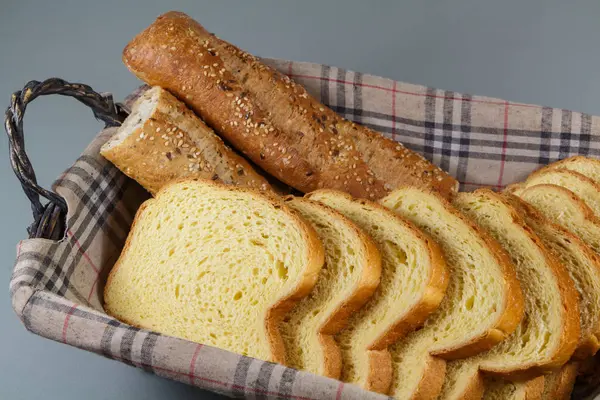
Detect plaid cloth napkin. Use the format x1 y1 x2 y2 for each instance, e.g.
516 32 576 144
9 59 600 399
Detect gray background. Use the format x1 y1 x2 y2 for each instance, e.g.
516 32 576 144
1 0 600 398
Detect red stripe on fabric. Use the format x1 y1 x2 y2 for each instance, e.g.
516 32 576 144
67 229 99 273
335 382 344 400
108 355 317 400
87 275 100 302
16 241 23 257
62 304 78 343
188 343 204 384
497 102 510 186
391 81 397 140
287 73 539 108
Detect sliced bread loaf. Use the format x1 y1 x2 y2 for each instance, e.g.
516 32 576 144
541 362 578 400
279 197 382 378
104 179 324 364
518 169 600 217
306 190 449 393
100 86 271 195
439 190 580 399
513 184 600 253
483 376 545 400
379 187 524 399
505 194 600 359
543 155 600 184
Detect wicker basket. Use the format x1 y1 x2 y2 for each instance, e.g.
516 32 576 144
7 61 600 399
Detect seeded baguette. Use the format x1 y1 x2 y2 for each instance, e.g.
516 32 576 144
122 11 458 200
101 86 271 195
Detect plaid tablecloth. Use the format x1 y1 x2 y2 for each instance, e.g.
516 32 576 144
10 59 600 399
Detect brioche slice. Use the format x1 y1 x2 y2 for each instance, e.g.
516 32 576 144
100 86 271 195
483 377 545 400
279 197 381 378
380 187 524 399
306 190 449 393
541 362 578 400
543 155 600 184
513 184 600 253
439 190 580 399
518 169 600 217
123 11 458 200
505 194 600 359
104 179 324 364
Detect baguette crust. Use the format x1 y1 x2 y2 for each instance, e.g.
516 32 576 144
282 196 382 378
468 190 580 379
105 178 325 364
122 11 458 200
100 86 271 195
308 189 449 393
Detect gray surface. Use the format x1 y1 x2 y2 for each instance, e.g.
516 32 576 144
1 0 600 398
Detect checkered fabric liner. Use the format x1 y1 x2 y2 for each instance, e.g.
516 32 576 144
10 59 600 399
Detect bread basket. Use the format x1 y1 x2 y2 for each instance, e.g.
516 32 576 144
7 59 600 399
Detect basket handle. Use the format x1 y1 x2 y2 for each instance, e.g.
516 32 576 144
4 78 129 240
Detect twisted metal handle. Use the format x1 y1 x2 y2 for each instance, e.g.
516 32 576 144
4 78 129 239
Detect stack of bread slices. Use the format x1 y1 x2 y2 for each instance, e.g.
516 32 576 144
102 11 600 400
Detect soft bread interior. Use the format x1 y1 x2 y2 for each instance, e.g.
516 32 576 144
380 187 522 399
279 197 381 377
101 86 159 152
521 169 600 217
308 190 447 392
546 156 600 184
440 190 579 400
506 195 600 359
104 180 323 363
516 184 600 253
453 191 573 374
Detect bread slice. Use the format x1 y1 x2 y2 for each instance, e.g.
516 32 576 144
100 86 271 195
518 169 600 217
543 155 600 184
505 194 600 359
278 197 381 378
513 184 600 253
379 187 524 399
541 362 578 400
439 190 580 399
104 179 324 364
122 11 458 200
483 376 545 400
306 190 449 393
